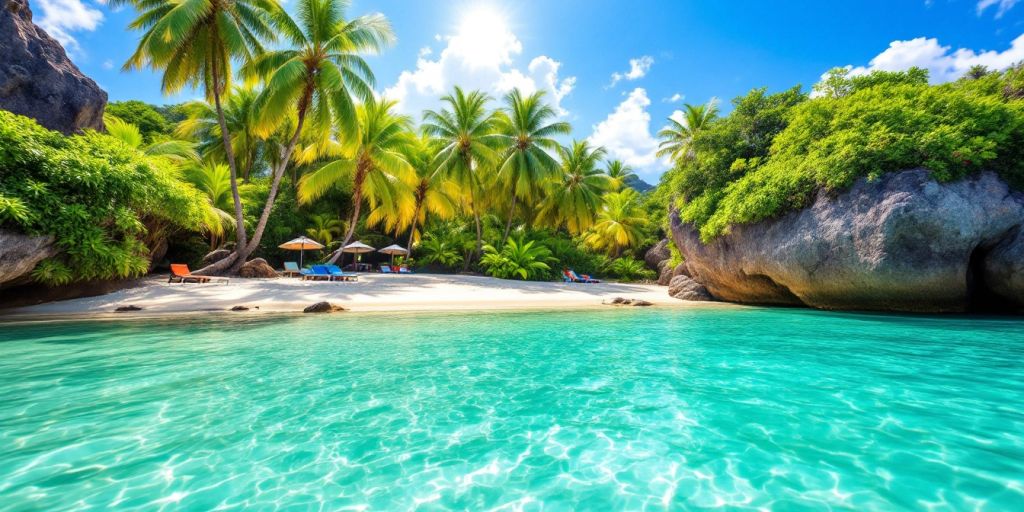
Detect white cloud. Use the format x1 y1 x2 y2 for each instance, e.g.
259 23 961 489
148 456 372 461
663 93 684 103
827 34 1024 84
609 56 654 88
588 88 668 180
977 0 1020 17
383 14 575 118
34 0 104 53
418 46 433 58
102 59 113 70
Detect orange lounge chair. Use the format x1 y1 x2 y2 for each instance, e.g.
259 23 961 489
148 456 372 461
169 264 229 284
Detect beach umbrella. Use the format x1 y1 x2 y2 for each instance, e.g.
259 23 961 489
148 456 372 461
378 244 409 266
341 241 376 270
278 236 324 268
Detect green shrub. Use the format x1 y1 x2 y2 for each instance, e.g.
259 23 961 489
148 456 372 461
604 257 656 282
0 111 212 283
480 237 556 280
669 70 1024 241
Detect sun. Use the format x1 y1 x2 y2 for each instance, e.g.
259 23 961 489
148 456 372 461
453 5 516 67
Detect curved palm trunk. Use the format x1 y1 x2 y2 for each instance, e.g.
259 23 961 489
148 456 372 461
211 58 247 253
405 202 422 253
468 183 483 260
501 194 518 247
328 170 366 265
226 96 311 273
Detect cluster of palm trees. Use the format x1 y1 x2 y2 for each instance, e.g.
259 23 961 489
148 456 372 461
109 0 657 274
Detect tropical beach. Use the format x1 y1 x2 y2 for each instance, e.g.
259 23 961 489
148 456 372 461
2 0 1024 509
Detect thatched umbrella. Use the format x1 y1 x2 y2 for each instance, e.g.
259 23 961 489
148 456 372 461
278 236 324 268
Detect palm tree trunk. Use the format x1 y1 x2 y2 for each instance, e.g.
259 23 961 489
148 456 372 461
405 202 421 253
467 183 483 260
501 194 517 247
211 60 247 253
328 172 365 265
227 98 310 272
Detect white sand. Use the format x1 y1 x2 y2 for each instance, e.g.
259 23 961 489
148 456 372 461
1 273 696 319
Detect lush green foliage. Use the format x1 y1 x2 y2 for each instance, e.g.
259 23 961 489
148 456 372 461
480 236 555 280
0 112 213 284
105 100 175 141
663 68 1024 241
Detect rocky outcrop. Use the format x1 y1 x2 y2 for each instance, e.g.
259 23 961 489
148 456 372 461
668 276 713 302
645 239 671 270
0 0 106 134
238 258 278 278
670 169 1024 313
304 302 346 313
0 230 57 287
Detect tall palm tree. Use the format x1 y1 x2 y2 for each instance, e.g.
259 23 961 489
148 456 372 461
176 87 266 181
421 87 503 259
297 97 416 264
494 89 571 245
584 189 648 257
604 159 637 192
396 135 458 252
231 0 393 271
656 99 719 162
114 0 281 261
538 140 610 234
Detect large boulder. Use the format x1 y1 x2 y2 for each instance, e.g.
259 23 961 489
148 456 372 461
238 258 278 278
0 230 57 287
644 239 671 270
668 275 713 302
670 169 1024 313
0 0 106 134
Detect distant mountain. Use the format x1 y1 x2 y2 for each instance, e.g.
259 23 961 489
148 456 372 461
623 175 654 193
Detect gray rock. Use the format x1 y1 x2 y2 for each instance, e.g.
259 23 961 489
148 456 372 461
670 169 1024 313
644 239 671 270
230 305 250 311
632 300 653 307
238 258 278 278
303 301 346 313
0 230 57 287
202 249 233 265
0 0 106 134
115 305 142 312
668 275 714 301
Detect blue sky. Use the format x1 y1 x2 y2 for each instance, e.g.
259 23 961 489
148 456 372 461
31 0 1024 180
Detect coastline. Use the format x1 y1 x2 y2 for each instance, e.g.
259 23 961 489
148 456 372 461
0 273 712 322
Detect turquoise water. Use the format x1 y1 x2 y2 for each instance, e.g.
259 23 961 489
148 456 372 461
1 308 1023 510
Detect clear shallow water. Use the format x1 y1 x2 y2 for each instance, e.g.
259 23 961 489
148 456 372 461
1 308 1023 511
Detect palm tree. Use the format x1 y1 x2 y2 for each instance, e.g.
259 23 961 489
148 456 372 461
297 97 415 264
656 99 719 162
398 135 458 252
104 115 198 165
584 189 648 257
175 88 266 181
306 214 346 250
422 87 504 259
538 140 610 234
493 89 571 245
604 159 637 192
114 0 281 263
231 0 393 271
183 163 236 248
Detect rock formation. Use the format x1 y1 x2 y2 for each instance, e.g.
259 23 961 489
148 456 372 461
0 230 57 287
0 0 106 134
668 276 713 302
238 258 278 278
669 169 1024 313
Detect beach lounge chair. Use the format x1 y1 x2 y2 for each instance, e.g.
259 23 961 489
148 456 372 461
398 265 414 274
567 269 600 283
169 264 229 284
324 265 359 282
281 261 303 277
380 264 395 274
302 265 333 281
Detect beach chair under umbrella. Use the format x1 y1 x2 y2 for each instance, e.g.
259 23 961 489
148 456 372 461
378 244 409 266
341 241 376 271
278 236 324 268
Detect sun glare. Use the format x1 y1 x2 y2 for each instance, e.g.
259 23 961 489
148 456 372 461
454 6 516 67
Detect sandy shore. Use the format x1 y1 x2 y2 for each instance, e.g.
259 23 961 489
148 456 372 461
0 273 694 319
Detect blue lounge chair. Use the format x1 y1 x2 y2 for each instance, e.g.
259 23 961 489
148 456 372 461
398 265 413 274
281 261 302 277
324 264 359 282
567 269 600 283
380 264 395 274
302 265 333 281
